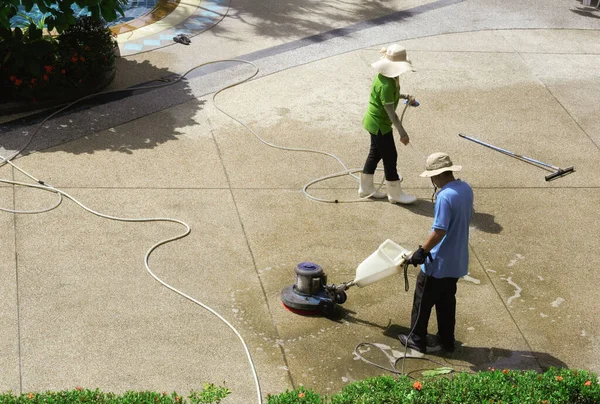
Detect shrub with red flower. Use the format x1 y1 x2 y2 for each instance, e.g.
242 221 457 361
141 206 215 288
1 16 117 101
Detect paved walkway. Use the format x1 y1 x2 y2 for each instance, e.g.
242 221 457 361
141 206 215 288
1 0 600 402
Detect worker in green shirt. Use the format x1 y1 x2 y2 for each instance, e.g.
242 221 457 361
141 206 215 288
360 44 417 205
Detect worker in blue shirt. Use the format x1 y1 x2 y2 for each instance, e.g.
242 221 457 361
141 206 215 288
399 152 473 353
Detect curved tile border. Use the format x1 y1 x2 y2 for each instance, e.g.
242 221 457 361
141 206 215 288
110 0 179 36
117 0 230 56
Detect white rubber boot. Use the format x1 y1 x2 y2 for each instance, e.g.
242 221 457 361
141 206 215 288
359 173 386 199
386 179 417 204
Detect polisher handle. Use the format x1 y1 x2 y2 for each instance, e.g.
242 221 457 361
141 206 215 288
545 166 575 181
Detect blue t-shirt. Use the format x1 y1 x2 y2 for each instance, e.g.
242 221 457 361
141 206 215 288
422 179 473 279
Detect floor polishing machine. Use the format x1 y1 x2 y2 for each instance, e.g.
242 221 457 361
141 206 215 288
281 240 412 315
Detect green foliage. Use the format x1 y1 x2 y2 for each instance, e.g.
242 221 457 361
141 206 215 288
188 384 231 404
0 369 596 404
0 0 127 34
266 386 324 404
267 368 600 404
0 385 230 404
0 16 117 101
0 0 124 96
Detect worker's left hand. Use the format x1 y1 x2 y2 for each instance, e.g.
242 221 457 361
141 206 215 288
408 246 432 267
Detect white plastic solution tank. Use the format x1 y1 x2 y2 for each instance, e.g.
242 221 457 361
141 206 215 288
353 239 411 287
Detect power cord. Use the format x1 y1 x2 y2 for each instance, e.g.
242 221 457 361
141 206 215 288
353 273 454 379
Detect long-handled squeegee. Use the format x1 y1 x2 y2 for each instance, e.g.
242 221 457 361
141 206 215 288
458 133 575 181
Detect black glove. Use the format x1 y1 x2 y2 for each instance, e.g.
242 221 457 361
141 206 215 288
408 246 432 267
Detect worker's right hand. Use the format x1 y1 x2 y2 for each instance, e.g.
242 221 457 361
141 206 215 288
399 130 410 145
408 246 432 267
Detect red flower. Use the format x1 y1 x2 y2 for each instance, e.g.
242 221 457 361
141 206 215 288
43 74 49 81
585 380 592 386
555 376 563 382
9 75 16 82
502 369 508 374
14 79 22 86
413 381 422 391
30 78 36 85
298 392 306 398
44 65 53 73
84 45 90 51
61 69 66 75
71 56 78 63
79 56 85 62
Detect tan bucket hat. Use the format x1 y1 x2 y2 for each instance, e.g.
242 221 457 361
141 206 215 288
371 44 414 78
420 152 462 177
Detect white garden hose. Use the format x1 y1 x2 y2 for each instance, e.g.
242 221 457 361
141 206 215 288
211 62 417 204
0 60 265 404
0 58 419 403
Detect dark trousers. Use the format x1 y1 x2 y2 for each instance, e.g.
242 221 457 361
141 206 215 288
363 131 400 181
410 271 459 348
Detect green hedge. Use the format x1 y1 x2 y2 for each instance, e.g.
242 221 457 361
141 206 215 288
1 369 598 404
267 368 600 404
1 16 117 102
0 383 230 404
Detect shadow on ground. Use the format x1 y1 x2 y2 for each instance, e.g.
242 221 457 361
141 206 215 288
382 324 568 373
571 8 600 18
319 307 567 376
403 199 503 234
210 0 412 42
0 58 204 156
571 0 600 19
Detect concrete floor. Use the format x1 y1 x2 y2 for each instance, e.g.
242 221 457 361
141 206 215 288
1 0 600 402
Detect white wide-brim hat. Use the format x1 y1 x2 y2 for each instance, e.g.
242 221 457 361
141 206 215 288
371 44 415 78
420 152 463 177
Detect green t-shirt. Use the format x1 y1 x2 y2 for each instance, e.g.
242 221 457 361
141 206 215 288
362 74 400 135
